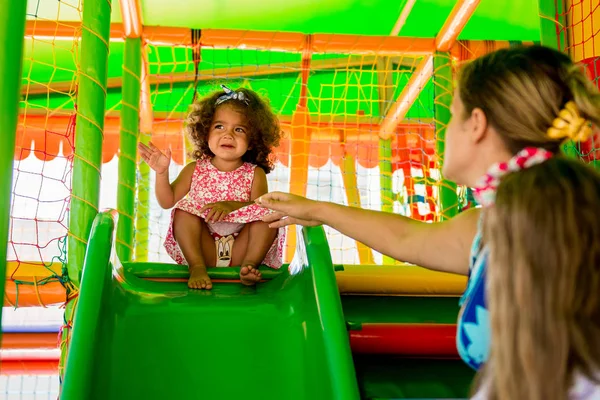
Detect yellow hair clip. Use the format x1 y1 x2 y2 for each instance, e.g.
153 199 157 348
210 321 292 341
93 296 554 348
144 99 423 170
547 101 593 142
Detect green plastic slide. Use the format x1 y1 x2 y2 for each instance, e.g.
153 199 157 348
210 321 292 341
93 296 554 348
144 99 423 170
61 211 360 400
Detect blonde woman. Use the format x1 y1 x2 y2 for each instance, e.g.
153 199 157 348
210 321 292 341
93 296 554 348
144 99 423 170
256 45 600 370
471 153 600 399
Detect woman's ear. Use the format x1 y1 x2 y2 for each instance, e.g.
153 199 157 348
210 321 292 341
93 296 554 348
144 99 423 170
470 107 488 144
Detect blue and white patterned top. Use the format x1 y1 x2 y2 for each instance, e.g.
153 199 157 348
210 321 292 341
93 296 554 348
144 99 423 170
456 217 491 370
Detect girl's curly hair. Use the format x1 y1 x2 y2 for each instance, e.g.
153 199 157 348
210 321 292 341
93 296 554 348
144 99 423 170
185 87 282 173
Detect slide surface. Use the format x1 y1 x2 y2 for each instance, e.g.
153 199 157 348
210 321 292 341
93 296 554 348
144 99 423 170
61 212 359 400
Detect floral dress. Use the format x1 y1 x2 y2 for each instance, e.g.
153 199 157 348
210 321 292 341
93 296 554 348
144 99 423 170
164 159 284 269
456 217 491 370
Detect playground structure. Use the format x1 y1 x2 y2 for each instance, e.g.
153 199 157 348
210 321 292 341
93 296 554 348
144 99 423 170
1 0 599 399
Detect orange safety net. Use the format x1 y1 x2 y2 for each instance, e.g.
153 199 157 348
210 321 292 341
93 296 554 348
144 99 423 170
560 0 600 164
9 7 81 307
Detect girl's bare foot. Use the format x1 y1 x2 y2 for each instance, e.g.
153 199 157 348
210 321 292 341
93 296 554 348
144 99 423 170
240 263 262 286
188 266 212 290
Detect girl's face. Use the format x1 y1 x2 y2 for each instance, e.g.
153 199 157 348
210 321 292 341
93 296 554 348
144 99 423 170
207 104 250 164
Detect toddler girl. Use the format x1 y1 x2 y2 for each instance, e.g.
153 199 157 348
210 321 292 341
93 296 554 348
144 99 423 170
138 85 284 290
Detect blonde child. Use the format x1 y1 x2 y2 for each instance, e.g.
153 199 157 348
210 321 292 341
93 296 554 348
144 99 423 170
138 85 284 290
468 150 600 399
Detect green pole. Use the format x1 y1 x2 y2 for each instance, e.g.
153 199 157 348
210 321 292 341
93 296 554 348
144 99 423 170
67 0 112 287
135 132 151 261
63 0 112 378
0 0 27 345
117 38 141 262
378 138 395 264
376 58 397 264
433 52 458 220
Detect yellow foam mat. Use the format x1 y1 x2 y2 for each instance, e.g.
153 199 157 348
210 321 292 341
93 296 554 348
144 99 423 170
6 261 63 278
335 264 467 296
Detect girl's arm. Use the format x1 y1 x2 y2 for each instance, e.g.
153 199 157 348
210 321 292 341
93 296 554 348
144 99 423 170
155 162 196 209
250 167 268 201
258 192 480 276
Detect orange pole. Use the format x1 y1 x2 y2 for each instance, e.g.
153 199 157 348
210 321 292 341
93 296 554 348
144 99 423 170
25 20 124 39
390 0 417 36
142 26 191 45
380 55 434 139
285 36 313 261
119 0 143 38
1 333 58 349
26 20 511 56
435 0 481 51
379 0 481 139
298 35 312 108
201 29 306 51
285 112 310 262
311 34 434 55
4 280 66 307
0 360 59 375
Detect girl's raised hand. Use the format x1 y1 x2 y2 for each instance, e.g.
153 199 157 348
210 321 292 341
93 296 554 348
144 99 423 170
138 142 171 174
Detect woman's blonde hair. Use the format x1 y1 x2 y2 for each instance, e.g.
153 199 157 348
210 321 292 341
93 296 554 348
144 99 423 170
458 45 600 154
480 157 600 400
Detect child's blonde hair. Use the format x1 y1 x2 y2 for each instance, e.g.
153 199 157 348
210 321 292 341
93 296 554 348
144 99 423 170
480 156 600 400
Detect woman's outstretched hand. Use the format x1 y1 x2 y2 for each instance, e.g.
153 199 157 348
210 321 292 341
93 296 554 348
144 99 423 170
138 141 171 175
255 192 323 228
